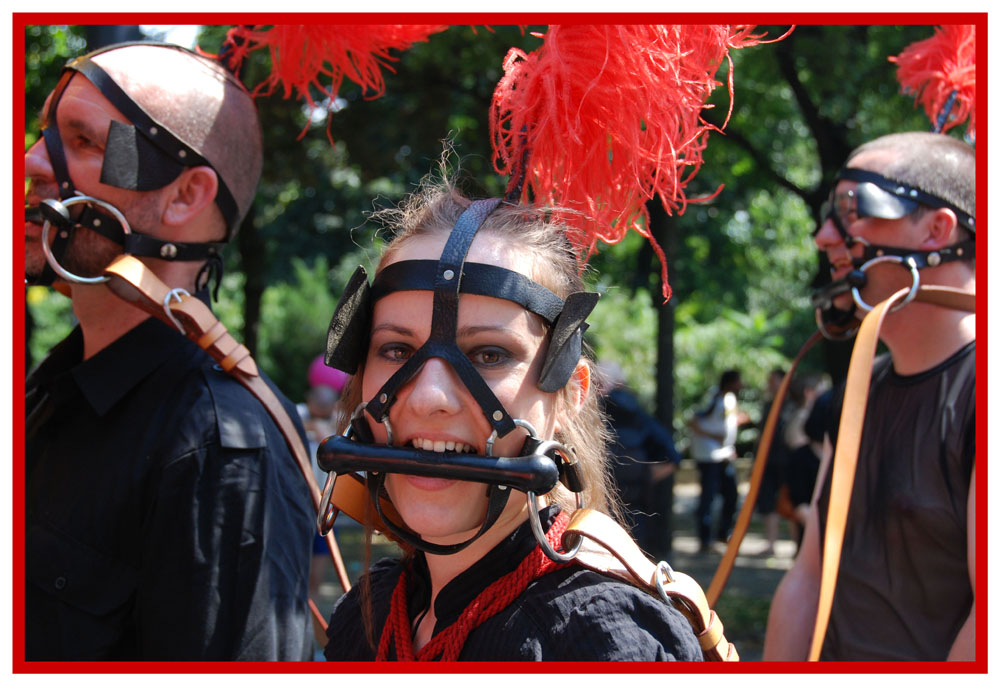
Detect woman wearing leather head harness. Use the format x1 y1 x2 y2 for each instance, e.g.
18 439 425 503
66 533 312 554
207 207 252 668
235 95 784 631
320 181 702 661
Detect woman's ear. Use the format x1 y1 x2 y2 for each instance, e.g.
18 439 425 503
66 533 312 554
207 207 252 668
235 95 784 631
161 166 219 229
554 360 590 436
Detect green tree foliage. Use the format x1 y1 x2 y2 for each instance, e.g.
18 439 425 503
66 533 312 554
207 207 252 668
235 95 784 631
24 22 955 417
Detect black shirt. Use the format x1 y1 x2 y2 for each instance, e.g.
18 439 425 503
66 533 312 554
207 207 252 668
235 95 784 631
325 507 703 661
817 342 975 660
25 317 314 660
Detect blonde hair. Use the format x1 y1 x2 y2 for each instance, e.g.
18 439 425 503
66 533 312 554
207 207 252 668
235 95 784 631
339 178 621 521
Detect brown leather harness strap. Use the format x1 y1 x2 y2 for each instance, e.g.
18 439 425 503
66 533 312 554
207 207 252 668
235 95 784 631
807 284 975 660
103 255 352 597
706 330 825 606
565 508 739 661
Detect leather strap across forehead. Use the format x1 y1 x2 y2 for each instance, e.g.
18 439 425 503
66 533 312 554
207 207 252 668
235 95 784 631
372 260 565 324
837 167 975 233
66 54 240 232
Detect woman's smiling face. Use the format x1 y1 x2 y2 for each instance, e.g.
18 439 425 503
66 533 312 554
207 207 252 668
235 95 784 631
361 229 561 545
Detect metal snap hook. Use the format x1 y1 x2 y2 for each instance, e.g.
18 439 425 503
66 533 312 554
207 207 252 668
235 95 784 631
316 471 339 535
851 254 920 313
39 195 131 285
654 560 677 605
162 288 190 334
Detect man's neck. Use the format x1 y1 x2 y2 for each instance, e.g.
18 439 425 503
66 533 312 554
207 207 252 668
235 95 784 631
880 302 975 376
72 284 152 360
70 259 201 360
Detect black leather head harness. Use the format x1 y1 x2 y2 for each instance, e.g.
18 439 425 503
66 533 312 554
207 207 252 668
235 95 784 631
26 42 239 288
317 198 597 558
812 167 975 336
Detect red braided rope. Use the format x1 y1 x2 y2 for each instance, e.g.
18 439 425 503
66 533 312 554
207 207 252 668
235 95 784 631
376 513 571 661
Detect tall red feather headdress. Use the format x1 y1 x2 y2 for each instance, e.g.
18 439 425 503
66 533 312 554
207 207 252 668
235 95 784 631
216 24 449 140
890 24 976 141
491 25 790 300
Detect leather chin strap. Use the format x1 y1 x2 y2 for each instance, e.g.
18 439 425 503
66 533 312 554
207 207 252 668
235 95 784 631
368 472 514 555
320 198 598 555
27 44 236 287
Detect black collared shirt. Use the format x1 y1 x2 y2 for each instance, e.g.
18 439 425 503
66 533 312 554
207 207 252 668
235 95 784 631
324 507 703 661
25 317 314 660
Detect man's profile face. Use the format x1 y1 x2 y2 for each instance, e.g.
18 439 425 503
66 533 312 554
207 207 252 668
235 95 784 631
24 73 161 281
813 153 932 313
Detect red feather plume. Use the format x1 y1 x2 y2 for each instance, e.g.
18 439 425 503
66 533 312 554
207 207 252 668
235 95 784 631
890 25 976 141
491 25 787 300
219 24 449 138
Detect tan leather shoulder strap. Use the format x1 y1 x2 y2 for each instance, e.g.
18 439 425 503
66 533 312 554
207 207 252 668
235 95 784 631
565 508 739 661
104 255 351 593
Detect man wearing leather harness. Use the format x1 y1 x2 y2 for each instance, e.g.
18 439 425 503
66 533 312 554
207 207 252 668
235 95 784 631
24 42 313 659
763 132 975 660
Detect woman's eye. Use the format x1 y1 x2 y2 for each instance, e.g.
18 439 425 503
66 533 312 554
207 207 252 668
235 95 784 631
468 347 510 367
378 344 413 363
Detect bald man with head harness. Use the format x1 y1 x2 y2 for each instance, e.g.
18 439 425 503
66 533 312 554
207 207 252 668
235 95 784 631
24 42 313 660
764 132 976 661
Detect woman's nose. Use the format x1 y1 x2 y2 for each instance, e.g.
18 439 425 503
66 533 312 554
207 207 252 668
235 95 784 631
403 357 465 417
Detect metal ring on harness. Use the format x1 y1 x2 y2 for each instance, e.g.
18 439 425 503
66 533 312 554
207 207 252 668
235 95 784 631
40 195 131 284
316 402 385 535
525 437 585 563
486 418 539 460
814 307 858 341
851 254 921 313
528 489 584 563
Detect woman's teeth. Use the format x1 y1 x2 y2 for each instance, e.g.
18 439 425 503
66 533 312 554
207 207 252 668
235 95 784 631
410 437 475 454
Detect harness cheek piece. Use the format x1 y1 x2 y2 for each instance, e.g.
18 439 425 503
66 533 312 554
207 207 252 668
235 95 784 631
26 43 236 289
316 199 596 558
812 167 975 339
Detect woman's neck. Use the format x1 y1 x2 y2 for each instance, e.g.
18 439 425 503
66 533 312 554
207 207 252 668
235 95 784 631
414 507 531 650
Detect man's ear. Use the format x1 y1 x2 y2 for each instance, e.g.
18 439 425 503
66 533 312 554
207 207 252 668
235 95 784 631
920 207 960 250
161 166 218 228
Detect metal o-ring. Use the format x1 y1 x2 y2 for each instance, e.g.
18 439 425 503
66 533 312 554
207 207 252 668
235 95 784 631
40 195 131 285
851 255 920 313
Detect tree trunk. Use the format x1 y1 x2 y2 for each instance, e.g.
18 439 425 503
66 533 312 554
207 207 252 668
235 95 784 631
237 206 264 356
648 200 678 558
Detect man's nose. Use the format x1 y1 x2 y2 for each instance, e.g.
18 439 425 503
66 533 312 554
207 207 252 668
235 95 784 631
403 357 465 417
814 217 844 251
24 137 56 189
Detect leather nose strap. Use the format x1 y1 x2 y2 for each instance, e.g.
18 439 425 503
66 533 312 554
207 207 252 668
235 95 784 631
365 198 517 438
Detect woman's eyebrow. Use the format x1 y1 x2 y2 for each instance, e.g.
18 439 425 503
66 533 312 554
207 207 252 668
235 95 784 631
371 323 416 337
457 324 519 338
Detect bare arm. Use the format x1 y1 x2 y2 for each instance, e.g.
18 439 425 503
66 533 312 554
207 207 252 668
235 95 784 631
762 436 833 660
946 464 975 661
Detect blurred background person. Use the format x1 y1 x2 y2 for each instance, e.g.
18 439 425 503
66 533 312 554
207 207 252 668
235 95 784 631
688 369 749 552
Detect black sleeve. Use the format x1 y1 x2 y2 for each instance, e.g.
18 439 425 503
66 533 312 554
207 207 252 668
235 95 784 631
137 378 313 660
